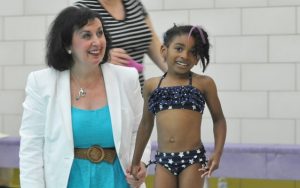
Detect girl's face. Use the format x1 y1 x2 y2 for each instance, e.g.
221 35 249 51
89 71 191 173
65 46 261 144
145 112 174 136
162 34 199 74
70 18 106 68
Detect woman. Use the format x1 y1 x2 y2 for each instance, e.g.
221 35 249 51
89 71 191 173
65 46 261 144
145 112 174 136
74 0 167 88
19 6 150 188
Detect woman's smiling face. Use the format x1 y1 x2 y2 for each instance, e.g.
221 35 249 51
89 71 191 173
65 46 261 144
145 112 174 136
71 18 106 67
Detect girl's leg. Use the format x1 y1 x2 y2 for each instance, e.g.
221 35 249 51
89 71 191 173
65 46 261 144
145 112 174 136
178 163 205 188
154 164 178 188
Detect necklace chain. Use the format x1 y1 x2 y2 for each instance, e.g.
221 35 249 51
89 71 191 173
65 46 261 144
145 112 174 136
71 73 87 101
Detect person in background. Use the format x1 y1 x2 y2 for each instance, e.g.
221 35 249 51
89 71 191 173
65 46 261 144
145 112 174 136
19 6 150 188
74 0 167 89
131 24 227 188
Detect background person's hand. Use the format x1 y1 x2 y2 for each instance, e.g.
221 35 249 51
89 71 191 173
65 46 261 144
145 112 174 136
109 48 131 66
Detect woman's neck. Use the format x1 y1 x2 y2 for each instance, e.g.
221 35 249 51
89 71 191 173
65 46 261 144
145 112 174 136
70 65 102 83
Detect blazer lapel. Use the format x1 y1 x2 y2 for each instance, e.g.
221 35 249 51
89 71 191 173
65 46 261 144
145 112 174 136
57 70 73 143
101 64 122 151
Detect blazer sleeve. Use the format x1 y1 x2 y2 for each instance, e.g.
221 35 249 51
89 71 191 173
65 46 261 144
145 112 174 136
19 72 46 188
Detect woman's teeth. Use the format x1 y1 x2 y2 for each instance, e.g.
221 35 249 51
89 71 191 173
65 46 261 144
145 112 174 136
89 50 99 54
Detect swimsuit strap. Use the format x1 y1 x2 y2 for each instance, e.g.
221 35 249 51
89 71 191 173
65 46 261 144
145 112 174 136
157 72 193 88
156 72 167 88
188 72 193 85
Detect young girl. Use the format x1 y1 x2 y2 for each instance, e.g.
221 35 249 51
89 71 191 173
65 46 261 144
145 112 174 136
130 25 227 188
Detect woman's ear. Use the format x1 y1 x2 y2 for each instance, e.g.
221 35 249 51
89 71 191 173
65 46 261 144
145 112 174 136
160 45 167 61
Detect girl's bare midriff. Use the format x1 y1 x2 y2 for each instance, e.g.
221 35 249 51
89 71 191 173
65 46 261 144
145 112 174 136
156 109 203 153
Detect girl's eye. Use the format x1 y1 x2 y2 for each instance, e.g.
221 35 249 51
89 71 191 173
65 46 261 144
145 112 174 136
175 47 183 52
190 49 197 57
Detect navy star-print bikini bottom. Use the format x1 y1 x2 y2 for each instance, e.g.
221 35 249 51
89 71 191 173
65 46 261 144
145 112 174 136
147 146 208 176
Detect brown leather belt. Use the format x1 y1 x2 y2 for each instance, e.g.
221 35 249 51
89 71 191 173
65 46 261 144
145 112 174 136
74 145 116 163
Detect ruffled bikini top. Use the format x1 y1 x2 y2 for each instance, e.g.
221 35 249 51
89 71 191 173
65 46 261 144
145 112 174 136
148 72 206 114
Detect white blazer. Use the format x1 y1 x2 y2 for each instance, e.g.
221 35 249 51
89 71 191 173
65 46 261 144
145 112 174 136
19 63 151 188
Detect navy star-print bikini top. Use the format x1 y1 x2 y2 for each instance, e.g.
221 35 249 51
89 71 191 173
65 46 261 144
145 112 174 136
148 72 206 114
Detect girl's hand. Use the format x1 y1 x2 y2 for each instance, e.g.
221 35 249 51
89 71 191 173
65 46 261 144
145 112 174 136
126 163 147 188
109 48 131 66
199 153 221 178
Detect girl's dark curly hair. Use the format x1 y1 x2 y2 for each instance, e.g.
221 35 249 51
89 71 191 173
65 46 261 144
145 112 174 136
163 24 210 72
46 6 111 71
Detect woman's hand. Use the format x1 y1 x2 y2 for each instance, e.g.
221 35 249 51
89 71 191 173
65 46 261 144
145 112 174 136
126 162 147 188
109 48 131 66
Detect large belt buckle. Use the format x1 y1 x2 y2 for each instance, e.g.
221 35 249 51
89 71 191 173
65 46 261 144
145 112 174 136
87 145 105 163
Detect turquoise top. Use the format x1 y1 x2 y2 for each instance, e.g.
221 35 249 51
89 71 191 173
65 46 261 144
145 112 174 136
67 105 130 188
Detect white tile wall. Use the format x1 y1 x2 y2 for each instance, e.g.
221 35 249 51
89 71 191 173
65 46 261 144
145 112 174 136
297 120 300 144
202 118 241 144
269 0 300 6
4 66 44 90
297 64 300 90
0 91 24 114
0 116 2 133
164 0 213 9
215 0 268 8
147 11 189 40
242 64 295 91
1 0 300 144
220 92 268 118
0 18 3 40
190 9 241 36
298 7 300 33
25 0 68 15
269 35 300 62
0 42 24 65
198 64 241 91
0 68 3 89
4 16 46 40
241 119 295 144
25 41 46 65
141 0 163 10
215 36 267 63
242 7 296 35
0 0 23 16
3 115 21 136
270 92 300 118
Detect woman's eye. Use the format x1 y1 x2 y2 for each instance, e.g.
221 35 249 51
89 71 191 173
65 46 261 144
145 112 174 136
82 33 91 39
97 30 103 37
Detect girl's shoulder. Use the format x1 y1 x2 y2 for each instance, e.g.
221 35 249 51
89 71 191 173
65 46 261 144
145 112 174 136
192 72 216 91
144 76 162 93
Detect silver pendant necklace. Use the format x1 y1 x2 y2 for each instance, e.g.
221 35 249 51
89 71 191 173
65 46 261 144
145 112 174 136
76 88 86 101
71 73 87 101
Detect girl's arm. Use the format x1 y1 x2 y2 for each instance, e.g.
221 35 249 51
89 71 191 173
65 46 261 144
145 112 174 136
131 79 155 178
203 76 227 177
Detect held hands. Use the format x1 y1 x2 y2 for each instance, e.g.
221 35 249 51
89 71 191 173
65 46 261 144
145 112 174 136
126 162 147 188
199 153 221 178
